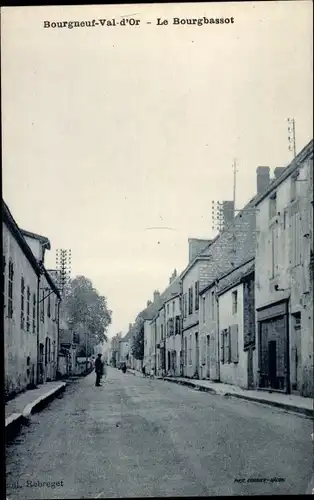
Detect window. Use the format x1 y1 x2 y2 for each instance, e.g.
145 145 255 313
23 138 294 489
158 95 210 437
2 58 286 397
232 290 238 315
167 303 169 315
211 291 215 320
40 289 44 322
8 261 14 318
188 286 193 315
188 335 192 364
291 212 302 266
220 328 231 364
202 336 206 365
26 286 31 332
21 277 25 330
183 293 187 318
195 281 199 311
175 316 181 335
32 294 36 333
230 324 239 363
172 301 175 315
269 192 277 219
161 324 164 340
202 296 206 323
47 293 51 318
184 337 187 365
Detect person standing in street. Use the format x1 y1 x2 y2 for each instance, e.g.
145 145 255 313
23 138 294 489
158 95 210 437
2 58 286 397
95 353 103 387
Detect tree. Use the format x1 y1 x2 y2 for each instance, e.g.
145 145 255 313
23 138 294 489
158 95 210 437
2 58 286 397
61 276 112 346
131 316 145 360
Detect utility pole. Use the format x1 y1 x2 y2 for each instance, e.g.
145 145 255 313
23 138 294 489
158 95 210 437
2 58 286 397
287 117 296 158
55 249 72 374
56 249 72 295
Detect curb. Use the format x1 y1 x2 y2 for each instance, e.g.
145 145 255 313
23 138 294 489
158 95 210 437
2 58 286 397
224 392 313 418
23 382 66 416
163 378 312 418
5 383 66 442
163 377 218 394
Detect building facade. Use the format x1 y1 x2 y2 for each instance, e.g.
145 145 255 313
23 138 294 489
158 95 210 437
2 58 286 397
3 202 61 397
255 140 313 397
3 207 41 397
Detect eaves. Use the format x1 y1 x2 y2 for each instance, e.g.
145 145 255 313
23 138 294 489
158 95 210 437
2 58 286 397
200 257 255 296
254 139 313 207
2 201 42 276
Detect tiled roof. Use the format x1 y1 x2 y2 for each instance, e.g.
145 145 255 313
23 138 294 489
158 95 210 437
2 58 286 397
217 259 255 295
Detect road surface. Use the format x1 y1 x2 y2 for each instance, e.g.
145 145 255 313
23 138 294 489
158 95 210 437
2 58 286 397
6 367 313 498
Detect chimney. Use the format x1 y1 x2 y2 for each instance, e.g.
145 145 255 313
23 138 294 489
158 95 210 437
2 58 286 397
256 167 270 195
169 268 178 284
188 238 211 262
153 290 160 303
128 323 132 331
147 300 152 307
222 200 234 228
274 167 285 180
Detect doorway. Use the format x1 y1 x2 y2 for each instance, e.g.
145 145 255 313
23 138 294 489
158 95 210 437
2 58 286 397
206 335 210 378
247 347 254 389
195 332 199 378
268 341 277 389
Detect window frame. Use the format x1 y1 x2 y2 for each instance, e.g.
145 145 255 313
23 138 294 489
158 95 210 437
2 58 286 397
8 260 14 318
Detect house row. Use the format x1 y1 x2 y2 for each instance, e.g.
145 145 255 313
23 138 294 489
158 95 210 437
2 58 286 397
3 201 62 399
125 139 313 398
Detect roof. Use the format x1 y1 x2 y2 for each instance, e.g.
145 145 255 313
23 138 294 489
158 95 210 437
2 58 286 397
200 257 255 295
21 229 51 249
253 139 313 206
44 269 62 299
121 330 133 342
217 259 255 296
2 200 42 275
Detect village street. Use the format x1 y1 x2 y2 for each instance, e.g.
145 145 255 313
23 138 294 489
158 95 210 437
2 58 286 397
6 367 312 499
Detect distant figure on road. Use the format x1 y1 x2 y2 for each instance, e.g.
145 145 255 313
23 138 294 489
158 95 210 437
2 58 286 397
121 362 127 374
95 353 103 387
142 365 146 377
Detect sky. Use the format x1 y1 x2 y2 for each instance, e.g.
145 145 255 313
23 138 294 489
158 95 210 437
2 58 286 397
2 2 313 339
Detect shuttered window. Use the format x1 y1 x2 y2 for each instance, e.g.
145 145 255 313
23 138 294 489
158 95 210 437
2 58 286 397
188 287 193 315
26 286 31 332
220 330 224 363
21 277 25 330
8 261 14 318
195 281 199 311
291 212 302 266
32 294 36 333
230 324 239 363
202 336 206 365
224 328 230 363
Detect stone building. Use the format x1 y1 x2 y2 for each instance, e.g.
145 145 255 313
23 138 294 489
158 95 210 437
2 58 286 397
255 139 313 397
21 230 61 384
192 168 273 382
3 202 41 397
3 202 61 397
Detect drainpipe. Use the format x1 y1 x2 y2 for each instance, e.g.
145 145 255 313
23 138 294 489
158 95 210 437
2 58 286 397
215 283 220 381
56 298 61 375
36 271 41 385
